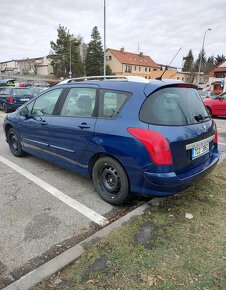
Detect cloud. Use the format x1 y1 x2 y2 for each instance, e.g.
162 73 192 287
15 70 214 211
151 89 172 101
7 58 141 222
0 0 225 67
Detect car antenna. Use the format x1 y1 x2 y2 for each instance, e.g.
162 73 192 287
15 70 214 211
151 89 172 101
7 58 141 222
156 47 182 80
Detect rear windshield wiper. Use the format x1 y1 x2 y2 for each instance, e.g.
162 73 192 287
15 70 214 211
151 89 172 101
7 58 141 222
194 114 211 122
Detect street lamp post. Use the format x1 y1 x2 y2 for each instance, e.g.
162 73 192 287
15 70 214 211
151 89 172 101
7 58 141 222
197 28 211 86
69 42 72 79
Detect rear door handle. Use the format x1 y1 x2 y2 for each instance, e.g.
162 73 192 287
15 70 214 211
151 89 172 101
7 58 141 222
41 120 48 126
78 123 90 129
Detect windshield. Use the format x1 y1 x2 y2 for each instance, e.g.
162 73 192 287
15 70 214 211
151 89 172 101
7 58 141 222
140 87 209 126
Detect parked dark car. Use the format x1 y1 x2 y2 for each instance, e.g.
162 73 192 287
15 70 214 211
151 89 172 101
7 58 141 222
0 87 34 113
203 91 226 116
3 76 219 205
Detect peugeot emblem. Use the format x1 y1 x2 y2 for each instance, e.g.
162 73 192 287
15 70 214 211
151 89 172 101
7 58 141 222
203 124 207 131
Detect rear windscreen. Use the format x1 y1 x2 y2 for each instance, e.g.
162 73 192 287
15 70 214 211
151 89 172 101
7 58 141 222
12 89 32 96
140 87 209 126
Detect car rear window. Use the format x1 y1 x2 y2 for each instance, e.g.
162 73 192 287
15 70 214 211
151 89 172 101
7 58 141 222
140 87 209 126
12 88 32 95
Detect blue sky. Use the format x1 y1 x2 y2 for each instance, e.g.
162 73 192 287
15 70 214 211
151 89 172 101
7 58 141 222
0 0 225 67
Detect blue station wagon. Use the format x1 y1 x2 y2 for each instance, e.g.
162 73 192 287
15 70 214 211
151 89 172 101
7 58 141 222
3 76 219 205
0 87 34 113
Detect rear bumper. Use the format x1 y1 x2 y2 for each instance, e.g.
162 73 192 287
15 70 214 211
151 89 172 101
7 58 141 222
140 152 219 196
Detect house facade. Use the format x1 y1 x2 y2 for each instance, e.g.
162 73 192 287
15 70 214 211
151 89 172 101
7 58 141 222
0 56 53 76
106 48 160 78
106 48 180 80
209 60 226 94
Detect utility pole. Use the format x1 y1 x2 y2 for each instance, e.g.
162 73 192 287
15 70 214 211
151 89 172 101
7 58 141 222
103 0 106 77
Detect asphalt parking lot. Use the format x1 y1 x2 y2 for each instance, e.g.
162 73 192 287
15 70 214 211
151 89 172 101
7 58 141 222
0 111 225 288
0 111 137 287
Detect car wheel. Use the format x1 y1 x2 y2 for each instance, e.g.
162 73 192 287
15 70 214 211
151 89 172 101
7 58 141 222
8 128 25 157
92 156 129 205
206 107 212 116
2 103 9 113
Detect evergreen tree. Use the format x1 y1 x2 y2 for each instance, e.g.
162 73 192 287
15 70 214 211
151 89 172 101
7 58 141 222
205 55 215 73
214 54 226 66
194 49 206 72
85 26 104 76
48 25 84 77
182 49 194 72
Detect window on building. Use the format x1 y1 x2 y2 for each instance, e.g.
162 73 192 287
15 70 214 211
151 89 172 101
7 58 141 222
106 56 112 61
145 68 147 72
134 66 137 71
149 68 151 72
125 65 132 73
139 67 141 71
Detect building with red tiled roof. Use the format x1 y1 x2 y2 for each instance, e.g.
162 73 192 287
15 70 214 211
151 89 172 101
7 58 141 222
106 48 162 79
209 59 226 94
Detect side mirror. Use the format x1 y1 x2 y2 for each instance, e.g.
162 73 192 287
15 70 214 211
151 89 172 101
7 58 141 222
20 106 29 117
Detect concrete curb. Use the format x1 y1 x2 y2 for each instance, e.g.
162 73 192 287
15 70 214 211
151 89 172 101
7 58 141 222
3 203 150 290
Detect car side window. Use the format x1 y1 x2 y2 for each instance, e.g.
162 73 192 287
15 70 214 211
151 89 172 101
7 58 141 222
99 89 131 118
31 89 62 116
60 88 96 117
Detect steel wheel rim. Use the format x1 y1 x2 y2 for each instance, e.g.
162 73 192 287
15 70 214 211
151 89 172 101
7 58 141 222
10 134 19 153
99 164 121 197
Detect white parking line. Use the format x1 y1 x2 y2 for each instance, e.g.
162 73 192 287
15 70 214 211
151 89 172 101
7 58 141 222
219 142 226 146
0 155 109 227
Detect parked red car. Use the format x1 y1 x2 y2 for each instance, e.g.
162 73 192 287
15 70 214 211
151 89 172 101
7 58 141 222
203 92 226 116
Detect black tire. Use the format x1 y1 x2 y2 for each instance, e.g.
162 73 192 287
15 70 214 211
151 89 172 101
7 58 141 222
206 107 212 116
7 128 25 157
92 156 129 205
2 103 9 113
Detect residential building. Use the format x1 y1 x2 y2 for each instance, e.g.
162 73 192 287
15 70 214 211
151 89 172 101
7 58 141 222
209 60 226 94
0 56 53 76
176 71 209 85
106 48 160 78
106 48 180 80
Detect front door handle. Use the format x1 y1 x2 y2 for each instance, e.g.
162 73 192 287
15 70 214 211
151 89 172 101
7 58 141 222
78 123 90 129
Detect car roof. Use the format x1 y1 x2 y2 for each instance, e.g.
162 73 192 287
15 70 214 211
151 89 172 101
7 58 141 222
56 76 194 96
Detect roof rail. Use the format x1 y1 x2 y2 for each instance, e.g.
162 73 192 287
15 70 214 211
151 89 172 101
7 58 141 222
68 75 149 83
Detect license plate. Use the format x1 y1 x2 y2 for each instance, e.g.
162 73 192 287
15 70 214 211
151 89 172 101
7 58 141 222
191 142 209 159
186 135 214 160
20 98 29 102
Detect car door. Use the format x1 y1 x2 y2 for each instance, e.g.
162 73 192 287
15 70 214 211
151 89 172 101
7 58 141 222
213 92 226 116
48 86 98 173
18 88 63 156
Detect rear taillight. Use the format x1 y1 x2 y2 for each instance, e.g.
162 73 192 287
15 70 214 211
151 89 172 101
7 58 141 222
214 130 218 144
9 96 14 104
128 128 173 165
